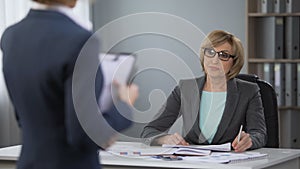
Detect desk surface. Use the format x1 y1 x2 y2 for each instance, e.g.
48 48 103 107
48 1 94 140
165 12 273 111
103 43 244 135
1 142 300 169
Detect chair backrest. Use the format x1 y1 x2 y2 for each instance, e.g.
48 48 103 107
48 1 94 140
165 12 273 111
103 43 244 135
236 74 279 148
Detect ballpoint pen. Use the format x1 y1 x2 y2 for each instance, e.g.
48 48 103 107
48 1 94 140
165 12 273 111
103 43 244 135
237 125 243 144
152 155 183 161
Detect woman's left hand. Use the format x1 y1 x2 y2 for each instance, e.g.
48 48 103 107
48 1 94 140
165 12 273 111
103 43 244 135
232 131 253 152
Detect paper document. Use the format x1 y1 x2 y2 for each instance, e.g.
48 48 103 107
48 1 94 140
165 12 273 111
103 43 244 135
139 147 210 156
172 148 211 156
98 53 136 112
106 142 210 156
162 142 231 152
182 152 268 163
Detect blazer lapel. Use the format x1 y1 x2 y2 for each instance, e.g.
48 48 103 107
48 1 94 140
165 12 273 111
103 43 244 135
191 77 209 144
191 77 205 121
212 78 240 143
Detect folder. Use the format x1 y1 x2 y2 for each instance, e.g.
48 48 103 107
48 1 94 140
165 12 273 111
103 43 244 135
263 63 275 87
290 109 300 148
285 63 297 106
280 109 292 148
260 0 274 13
285 16 300 59
280 109 300 148
297 64 300 106
256 17 284 59
274 63 285 106
98 53 136 112
274 0 285 13
286 0 300 13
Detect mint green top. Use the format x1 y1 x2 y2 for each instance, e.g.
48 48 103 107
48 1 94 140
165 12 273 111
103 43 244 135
199 91 227 143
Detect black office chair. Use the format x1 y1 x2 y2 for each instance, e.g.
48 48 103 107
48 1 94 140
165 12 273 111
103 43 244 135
236 74 279 148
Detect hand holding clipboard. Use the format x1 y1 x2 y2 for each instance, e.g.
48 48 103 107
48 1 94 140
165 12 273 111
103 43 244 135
98 53 137 111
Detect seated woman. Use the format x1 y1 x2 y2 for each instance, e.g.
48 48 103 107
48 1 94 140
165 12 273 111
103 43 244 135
141 30 267 152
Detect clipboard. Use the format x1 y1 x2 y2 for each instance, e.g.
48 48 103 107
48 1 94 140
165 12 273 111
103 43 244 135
98 52 136 112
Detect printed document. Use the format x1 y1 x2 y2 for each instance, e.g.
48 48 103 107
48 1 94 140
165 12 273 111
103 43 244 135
162 142 231 152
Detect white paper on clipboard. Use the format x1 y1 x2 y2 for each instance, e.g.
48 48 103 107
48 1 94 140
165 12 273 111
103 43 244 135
98 53 136 112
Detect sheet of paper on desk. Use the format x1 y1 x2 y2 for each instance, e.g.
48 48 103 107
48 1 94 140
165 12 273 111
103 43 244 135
139 147 177 156
105 142 184 158
105 143 153 158
172 148 211 156
162 142 231 152
181 152 268 164
139 147 210 156
107 143 210 156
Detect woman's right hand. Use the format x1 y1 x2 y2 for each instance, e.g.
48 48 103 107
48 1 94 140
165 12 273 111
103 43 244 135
117 83 139 106
156 133 189 145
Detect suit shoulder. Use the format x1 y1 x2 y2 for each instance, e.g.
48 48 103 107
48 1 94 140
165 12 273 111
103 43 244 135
177 77 203 93
57 20 92 40
235 78 260 92
179 77 203 86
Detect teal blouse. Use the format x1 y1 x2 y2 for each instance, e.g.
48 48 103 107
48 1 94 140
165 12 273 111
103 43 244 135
199 91 227 143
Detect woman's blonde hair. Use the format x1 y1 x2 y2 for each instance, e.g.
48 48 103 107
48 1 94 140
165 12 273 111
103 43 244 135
200 30 244 79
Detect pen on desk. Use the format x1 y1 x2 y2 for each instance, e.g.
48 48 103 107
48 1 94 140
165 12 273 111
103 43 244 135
119 152 128 155
132 151 141 155
152 155 182 161
163 156 183 161
237 125 243 144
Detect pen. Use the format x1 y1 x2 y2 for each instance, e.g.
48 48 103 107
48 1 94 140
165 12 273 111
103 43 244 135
119 152 128 155
152 155 183 161
162 156 183 161
237 125 243 144
132 151 141 155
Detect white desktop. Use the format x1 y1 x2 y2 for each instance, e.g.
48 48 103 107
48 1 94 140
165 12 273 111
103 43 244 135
0 142 300 169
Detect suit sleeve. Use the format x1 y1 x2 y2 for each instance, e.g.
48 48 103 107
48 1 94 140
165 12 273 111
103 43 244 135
1 29 22 128
95 66 133 132
64 33 132 150
141 85 182 145
64 73 98 150
246 86 267 149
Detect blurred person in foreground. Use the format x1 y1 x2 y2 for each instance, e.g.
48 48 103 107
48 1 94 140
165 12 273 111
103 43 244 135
1 0 138 169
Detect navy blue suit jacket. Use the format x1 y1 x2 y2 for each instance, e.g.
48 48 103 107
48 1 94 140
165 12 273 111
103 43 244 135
1 9 132 169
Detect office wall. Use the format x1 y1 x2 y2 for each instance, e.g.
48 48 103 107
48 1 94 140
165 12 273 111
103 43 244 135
92 0 246 141
0 98 21 147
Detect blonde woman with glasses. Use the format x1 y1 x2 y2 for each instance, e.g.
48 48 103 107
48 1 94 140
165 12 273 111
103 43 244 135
141 30 266 153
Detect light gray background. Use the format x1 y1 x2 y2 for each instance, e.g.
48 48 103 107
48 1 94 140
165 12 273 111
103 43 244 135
91 0 246 141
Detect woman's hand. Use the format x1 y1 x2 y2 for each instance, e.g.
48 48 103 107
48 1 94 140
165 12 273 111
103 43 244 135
156 133 189 145
232 131 253 152
114 81 139 106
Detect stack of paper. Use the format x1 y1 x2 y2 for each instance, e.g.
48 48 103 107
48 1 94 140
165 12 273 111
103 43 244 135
172 148 211 156
139 143 231 156
139 147 211 156
162 142 231 152
182 152 268 163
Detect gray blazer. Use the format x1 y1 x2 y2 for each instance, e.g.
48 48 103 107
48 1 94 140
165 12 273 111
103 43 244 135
141 76 267 149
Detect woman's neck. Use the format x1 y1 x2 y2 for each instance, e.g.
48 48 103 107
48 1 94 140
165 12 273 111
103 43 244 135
204 76 227 92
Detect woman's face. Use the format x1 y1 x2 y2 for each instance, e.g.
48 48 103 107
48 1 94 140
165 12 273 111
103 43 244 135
203 42 234 79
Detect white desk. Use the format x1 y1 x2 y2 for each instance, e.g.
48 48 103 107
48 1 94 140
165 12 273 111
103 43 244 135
1 142 300 169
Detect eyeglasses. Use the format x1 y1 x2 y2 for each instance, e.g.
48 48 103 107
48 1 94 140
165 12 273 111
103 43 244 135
203 48 235 61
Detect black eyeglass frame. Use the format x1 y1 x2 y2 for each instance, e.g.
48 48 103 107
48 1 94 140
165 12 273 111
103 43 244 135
203 48 235 61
